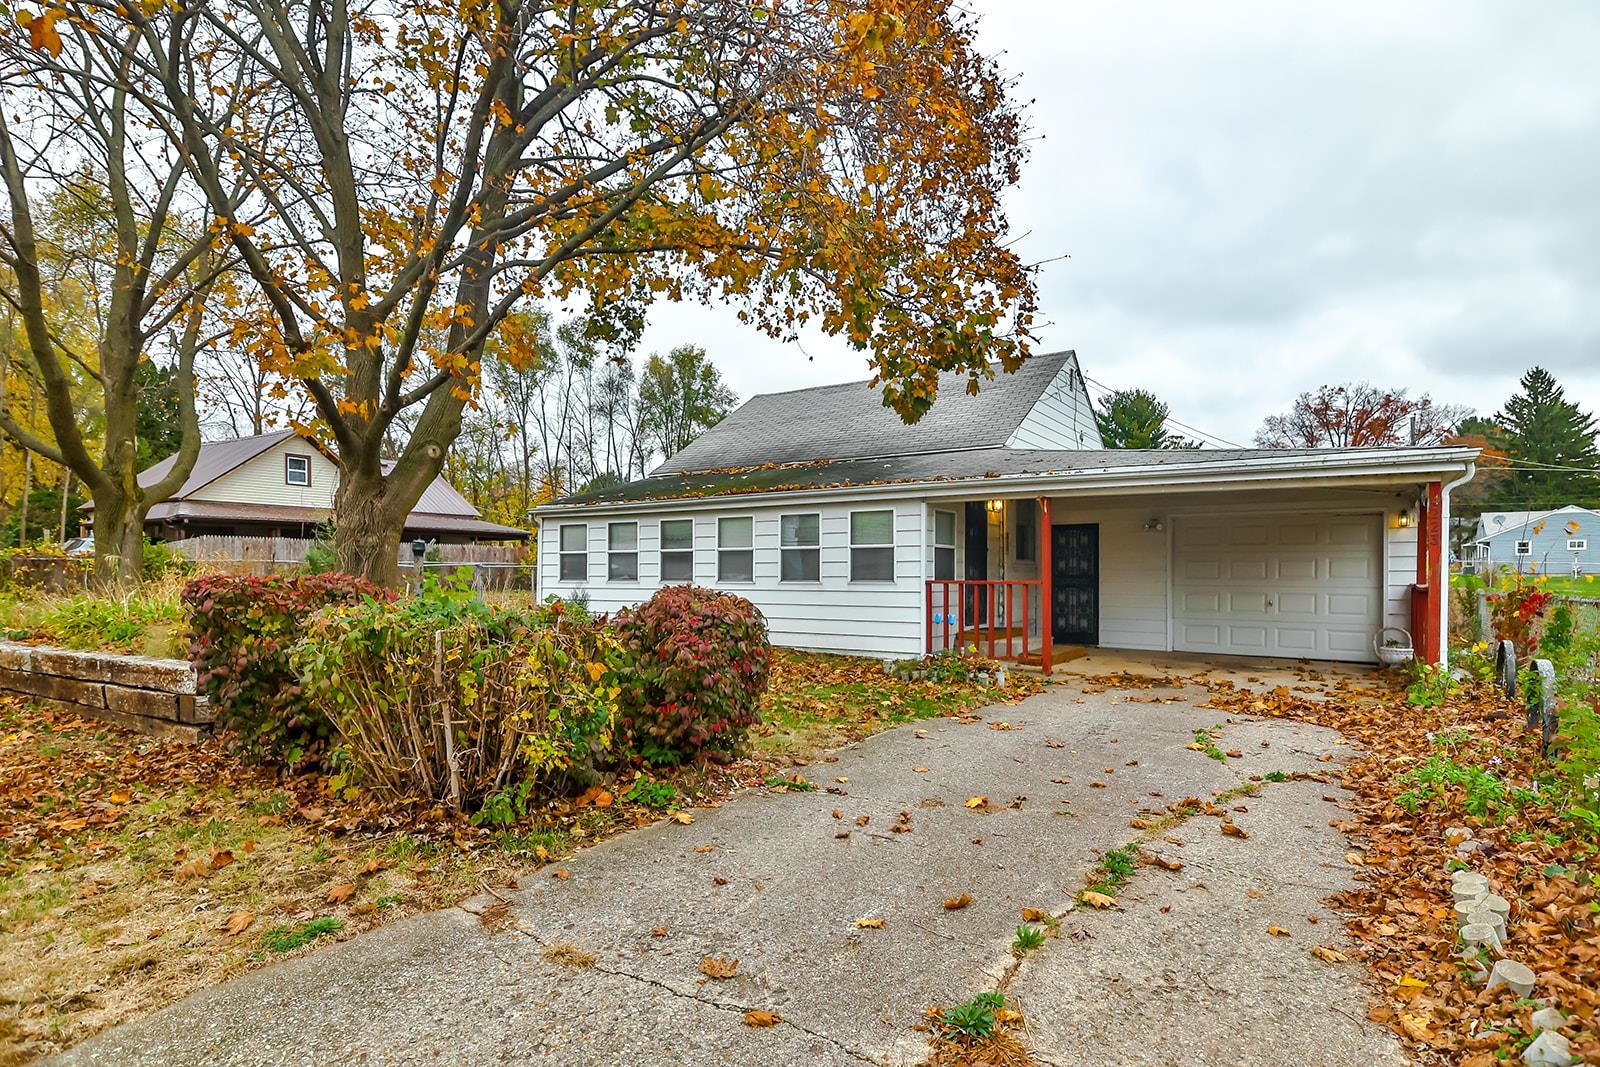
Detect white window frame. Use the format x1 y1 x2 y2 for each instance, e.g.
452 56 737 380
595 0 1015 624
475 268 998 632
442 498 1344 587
717 516 755 583
933 509 957 581
284 453 311 486
1514 540 1532 557
849 508 896 583
779 512 821 583
607 522 638 582
659 518 694 583
558 523 588 582
1569 539 1588 552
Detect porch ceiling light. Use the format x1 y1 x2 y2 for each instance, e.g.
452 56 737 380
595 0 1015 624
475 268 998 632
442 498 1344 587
986 499 1004 514
1397 509 1412 529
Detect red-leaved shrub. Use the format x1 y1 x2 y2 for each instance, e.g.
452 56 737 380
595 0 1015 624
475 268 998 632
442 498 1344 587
183 573 390 768
613 584 771 762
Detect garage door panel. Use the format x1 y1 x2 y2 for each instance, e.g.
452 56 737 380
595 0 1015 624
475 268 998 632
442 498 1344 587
1173 513 1380 663
1276 592 1318 615
1328 557 1373 580
1229 559 1268 580
1279 523 1320 545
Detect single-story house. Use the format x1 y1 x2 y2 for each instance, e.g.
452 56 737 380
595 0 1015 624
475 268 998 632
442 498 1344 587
82 430 528 543
533 351 1478 668
1466 505 1599 576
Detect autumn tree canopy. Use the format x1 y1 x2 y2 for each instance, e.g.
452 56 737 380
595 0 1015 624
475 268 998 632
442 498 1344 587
75 0 1037 583
1254 382 1470 450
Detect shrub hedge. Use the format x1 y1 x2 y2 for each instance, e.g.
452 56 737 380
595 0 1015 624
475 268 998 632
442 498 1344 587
613 584 771 763
183 573 390 768
292 578 621 809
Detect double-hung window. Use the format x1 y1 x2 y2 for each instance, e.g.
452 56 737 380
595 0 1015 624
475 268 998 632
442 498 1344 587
607 522 638 581
660 519 694 582
1569 539 1588 552
558 524 588 582
1515 540 1532 556
1014 500 1038 562
850 509 895 582
718 517 754 582
933 510 957 580
780 513 820 582
285 454 311 486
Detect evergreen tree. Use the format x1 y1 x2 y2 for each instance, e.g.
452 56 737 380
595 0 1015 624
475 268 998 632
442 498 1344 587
1490 367 1600 508
1094 389 1195 449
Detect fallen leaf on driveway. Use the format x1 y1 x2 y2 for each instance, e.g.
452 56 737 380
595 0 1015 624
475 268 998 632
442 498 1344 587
1398 1014 1434 1042
1081 891 1116 909
694 844 717 853
1310 944 1349 963
943 893 972 910
855 815 870 827
1020 907 1047 922
542 943 595 968
912 767 930 773
855 916 886 929
744 1009 781 1027
220 910 253 936
326 883 356 905
965 796 987 809
1220 822 1249 839
1147 854 1184 871
700 955 739 979
670 811 694 824
1267 926 1291 937
1245 889 1263 899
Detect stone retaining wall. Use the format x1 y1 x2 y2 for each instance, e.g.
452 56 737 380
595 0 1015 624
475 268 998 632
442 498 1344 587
0 640 209 740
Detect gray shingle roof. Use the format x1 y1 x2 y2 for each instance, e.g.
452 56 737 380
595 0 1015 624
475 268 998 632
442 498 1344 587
654 351 1077 475
550 446 1357 508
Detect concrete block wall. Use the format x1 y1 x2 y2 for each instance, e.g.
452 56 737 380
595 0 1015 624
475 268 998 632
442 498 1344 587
0 641 209 740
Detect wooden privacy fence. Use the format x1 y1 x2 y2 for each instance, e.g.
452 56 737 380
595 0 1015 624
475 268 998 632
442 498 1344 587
172 535 533 589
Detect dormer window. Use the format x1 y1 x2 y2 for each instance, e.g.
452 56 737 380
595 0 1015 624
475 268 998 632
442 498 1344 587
285 454 311 486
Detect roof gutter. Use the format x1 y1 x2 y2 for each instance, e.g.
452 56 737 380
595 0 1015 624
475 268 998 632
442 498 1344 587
534 448 1481 517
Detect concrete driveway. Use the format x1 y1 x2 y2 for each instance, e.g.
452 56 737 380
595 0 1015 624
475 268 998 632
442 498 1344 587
54 675 1402 1067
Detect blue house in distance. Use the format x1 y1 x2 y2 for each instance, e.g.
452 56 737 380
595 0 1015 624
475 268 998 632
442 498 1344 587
1467 504 1600 576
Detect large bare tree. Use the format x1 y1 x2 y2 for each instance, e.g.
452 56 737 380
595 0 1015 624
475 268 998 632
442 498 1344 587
0 16 237 583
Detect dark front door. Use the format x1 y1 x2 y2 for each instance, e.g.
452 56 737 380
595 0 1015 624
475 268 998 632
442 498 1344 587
1051 523 1099 645
964 502 988 625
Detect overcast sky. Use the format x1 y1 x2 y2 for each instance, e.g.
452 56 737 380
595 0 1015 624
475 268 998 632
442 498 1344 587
628 0 1599 446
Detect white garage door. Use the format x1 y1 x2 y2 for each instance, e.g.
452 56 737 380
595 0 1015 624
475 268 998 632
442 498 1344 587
1172 513 1381 663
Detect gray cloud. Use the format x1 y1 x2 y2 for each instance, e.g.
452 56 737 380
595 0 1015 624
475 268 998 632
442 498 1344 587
630 0 1600 443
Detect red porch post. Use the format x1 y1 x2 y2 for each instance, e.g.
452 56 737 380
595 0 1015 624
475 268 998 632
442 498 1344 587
1413 481 1444 664
1039 495 1052 676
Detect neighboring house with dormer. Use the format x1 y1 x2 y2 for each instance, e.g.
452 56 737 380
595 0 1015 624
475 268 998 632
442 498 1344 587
534 350 1479 668
1468 504 1599 576
81 430 527 544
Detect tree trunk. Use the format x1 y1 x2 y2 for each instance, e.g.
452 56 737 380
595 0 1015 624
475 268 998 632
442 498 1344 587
91 488 145 588
332 465 404 586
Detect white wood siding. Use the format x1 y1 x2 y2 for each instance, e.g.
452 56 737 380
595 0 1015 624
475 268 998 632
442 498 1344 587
1006 354 1102 449
191 438 339 509
537 484 1425 664
538 500 928 658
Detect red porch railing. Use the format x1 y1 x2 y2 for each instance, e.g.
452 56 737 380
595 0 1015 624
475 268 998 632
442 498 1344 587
926 579 1050 671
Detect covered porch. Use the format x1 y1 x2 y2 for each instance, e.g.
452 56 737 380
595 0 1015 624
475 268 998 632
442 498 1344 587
923 478 1450 676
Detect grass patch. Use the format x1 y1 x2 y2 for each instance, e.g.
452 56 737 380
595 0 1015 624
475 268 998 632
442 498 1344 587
1084 844 1139 898
1190 728 1227 762
261 917 342 953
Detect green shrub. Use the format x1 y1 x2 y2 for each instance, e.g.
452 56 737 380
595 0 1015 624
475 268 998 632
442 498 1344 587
293 575 621 810
183 572 390 769
141 538 195 580
612 584 771 763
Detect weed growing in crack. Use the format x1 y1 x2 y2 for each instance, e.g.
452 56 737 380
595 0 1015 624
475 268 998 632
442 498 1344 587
940 992 1006 1039
1011 924 1046 954
1191 728 1227 761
